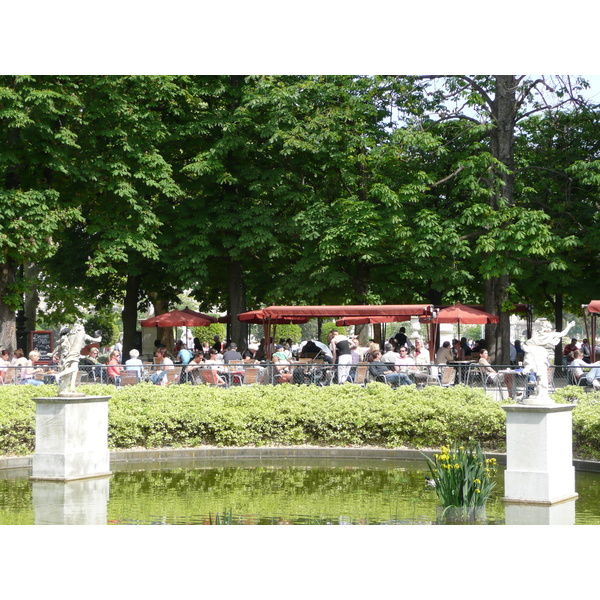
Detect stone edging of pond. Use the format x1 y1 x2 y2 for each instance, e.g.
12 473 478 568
2 446 600 473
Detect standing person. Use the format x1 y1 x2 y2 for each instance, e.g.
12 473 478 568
212 335 223 353
394 327 408 348
329 329 352 384
107 349 124 386
113 337 123 357
349 336 360 382
175 340 193 383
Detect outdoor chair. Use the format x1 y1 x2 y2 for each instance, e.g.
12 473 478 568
439 365 456 387
165 367 182 385
354 364 369 386
0 367 15 385
241 367 261 385
411 367 439 389
121 371 140 386
199 368 226 387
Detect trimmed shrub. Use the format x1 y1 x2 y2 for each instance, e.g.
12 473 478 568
2 383 600 459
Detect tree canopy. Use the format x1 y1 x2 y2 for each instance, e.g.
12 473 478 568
1 75 599 357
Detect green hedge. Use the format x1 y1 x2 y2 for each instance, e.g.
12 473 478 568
2 383 600 459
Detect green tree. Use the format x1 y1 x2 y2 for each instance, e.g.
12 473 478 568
0 76 83 350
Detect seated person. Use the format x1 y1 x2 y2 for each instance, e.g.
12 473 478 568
0 349 10 382
395 346 416 376
369 351 412 386
569 350 588 384
272 354 293 384
435 341 454 365
107 350 124 385
222 342 243 364
582 357 600 389
125 349 144 380
149 347 173 385
563 338 578 366
175 341 193 365
380 343 400 365
185 352 206 380
478 349 520 397
20 350 45 386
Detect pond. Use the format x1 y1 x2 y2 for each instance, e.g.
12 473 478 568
1 457 600 525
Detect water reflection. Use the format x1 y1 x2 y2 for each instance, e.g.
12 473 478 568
32 477 110 525
1 458 600 525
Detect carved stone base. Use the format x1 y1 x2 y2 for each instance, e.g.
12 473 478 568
31 395 112 481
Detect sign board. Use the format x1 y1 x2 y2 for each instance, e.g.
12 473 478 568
30 330 54 359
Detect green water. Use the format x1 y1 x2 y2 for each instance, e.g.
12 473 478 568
1 458 600 524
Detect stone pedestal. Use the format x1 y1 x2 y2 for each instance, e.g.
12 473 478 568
32 477 110 525
504 499 576 525
502 403 577 505
31 395 112 481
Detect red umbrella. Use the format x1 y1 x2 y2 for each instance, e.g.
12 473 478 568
435 303 499 324
433 303 499 338
141 309 216 328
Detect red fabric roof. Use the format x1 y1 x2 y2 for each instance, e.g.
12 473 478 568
237 309 311 324
434 303 499 324
588 301 600 314
141 309 216 328
258 305 433 319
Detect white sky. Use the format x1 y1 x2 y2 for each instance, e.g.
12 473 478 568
3 1 600 75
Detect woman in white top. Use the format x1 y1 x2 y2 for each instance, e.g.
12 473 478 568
21 350 45 386
0 349 11 382
150 347 173 385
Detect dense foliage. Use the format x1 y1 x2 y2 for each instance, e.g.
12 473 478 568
4 383 600 458
2 75 599 361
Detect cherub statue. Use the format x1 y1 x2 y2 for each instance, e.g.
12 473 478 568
522 320 575 402
55 323 102 396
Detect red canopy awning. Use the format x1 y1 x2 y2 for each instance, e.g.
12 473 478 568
433 303 499 325
258 305 433 319
237 309 311 325
140 309 217 328
336 315 406 326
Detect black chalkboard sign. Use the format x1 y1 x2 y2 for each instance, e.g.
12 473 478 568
30 331 54 359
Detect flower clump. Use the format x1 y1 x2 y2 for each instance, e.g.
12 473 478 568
426 444 498 513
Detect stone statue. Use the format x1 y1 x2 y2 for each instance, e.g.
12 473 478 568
522 319 575 403
55 323 102 396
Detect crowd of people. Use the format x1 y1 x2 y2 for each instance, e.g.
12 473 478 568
4 326 600 391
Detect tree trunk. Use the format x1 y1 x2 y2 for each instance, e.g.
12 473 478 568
0 260 18 352
227 258 248 350
148 296 174 353
24 262 40 352
122 274 141 359
485 75 517 364
484 274 510 364
554 293 564 366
